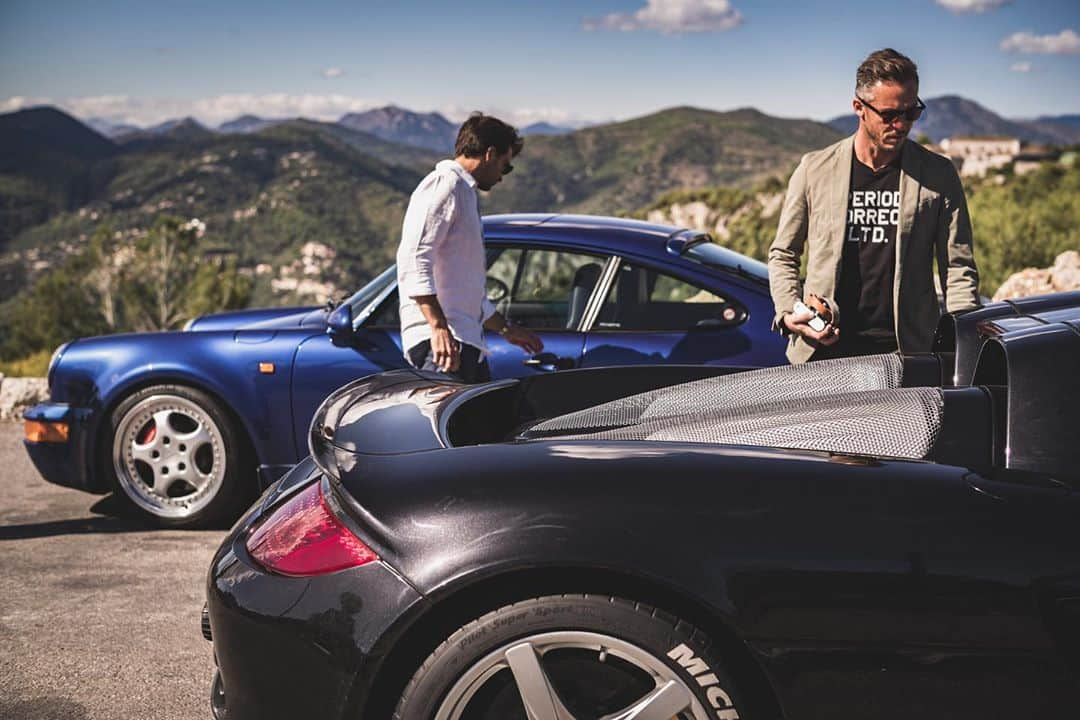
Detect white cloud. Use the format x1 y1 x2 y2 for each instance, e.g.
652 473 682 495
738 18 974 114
438 104 596 129
322 67 344 79
583 0 742 34
0 93 387 127
1000 29 1080 55
0 93 599 131
934 0 1011 13
0 96 51 113
1010 62 1032 72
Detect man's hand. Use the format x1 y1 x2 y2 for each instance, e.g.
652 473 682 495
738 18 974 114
430 324 461 372
413 295 461 371
502 324 544 354
782 307 840 346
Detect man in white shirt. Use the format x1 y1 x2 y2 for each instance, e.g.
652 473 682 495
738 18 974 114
397 113 543 382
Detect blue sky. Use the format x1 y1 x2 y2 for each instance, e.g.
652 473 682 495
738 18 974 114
1 0 1077 127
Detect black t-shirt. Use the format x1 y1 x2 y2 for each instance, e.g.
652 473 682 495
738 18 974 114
838 155 900 337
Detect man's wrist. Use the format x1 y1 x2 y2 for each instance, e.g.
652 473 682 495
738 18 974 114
498 320 513 336
777 312 793 336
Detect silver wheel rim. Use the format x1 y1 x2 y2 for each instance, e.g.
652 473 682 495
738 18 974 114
434 630 712 720
112 394 226 519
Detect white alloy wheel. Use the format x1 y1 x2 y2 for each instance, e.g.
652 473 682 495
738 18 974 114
112 393 228 520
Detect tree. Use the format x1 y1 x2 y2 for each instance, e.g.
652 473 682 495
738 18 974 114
0 251 109 360
119 216 249 331
84 225 125 330
0 213 253 361
121 217 200 331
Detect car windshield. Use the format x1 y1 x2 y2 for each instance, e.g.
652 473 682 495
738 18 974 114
344 265 397 319
684 241 769 285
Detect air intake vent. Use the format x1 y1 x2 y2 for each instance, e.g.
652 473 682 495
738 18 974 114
201 602 212 641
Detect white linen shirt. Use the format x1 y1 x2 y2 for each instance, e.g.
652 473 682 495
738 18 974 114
397 159 496 357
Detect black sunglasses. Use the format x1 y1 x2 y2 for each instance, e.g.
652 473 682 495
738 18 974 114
856 96 926 124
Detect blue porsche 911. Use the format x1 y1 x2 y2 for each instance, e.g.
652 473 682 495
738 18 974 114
24 213 786 527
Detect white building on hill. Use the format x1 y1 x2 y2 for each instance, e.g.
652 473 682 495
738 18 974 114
939 136 1021 177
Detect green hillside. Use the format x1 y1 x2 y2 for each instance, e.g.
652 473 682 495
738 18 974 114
965 160 1080 292
3 120 433 305
0 107 118 247
485 106 843 215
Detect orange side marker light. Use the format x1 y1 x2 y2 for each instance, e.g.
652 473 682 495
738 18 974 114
25 420 69 443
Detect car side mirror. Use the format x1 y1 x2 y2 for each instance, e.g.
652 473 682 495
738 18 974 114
327 304 355 345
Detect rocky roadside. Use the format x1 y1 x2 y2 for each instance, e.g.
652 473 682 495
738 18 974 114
0 374 49 421
994 251 1080 301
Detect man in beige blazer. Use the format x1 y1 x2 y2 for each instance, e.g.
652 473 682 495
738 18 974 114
769 48 979 364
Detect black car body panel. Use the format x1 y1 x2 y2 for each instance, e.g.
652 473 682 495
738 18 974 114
933 289 1080 385
206 465 427 719
208 294 1080 720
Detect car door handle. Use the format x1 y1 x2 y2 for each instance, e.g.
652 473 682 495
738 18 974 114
524 353 574 371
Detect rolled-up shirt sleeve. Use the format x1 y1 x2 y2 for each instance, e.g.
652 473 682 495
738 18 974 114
398 180 456 298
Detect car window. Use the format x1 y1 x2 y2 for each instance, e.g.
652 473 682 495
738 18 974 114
367 248 519 328
594 262 745 331
345 265 397 320
485 247 523 318
368 289 400 327
365 247 606 330
501 248 606 330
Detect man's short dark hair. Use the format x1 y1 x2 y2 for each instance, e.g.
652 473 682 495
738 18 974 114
856 48 919 97
454 113 524 159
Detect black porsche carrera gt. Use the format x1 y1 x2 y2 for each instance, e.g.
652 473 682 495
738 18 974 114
204 292 1080 720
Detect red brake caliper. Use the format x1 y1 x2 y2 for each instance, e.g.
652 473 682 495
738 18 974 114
138 422 157 445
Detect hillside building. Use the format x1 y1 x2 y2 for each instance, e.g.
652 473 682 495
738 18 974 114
1013 145 1060 176
939 136 1021 177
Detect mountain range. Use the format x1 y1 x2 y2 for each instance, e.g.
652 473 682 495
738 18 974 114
2 94 1076 305
0 102 844 306
86 109 579 146
827 95 1080 145
338 106 457 153
75 95 1080 153
0 107 118 245
485 106 842 215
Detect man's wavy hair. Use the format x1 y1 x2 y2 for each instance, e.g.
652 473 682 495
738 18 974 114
856 48 919 98
454 113 524 159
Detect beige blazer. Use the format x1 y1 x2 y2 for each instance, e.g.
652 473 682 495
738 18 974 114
768 135 979 363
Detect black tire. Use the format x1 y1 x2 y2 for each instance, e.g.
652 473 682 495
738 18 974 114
395 594 746 720
104 384 250 529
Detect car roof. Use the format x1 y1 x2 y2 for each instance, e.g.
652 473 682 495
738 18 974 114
482 213 769 285
483 213 687 257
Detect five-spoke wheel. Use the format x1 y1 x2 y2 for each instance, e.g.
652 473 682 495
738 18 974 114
107 385 248 528
396 595 745 720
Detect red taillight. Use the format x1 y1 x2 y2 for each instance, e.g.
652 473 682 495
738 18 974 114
246 481 378 577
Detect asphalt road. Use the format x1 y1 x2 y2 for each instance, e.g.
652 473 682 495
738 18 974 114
0 422 223 720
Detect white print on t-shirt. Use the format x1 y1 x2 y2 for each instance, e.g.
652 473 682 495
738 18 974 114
847 189 900 243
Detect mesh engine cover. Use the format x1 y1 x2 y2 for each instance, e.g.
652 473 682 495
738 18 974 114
518 355 943 459
522 353 905 438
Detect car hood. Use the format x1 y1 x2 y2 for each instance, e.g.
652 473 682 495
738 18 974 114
185 305 325 331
